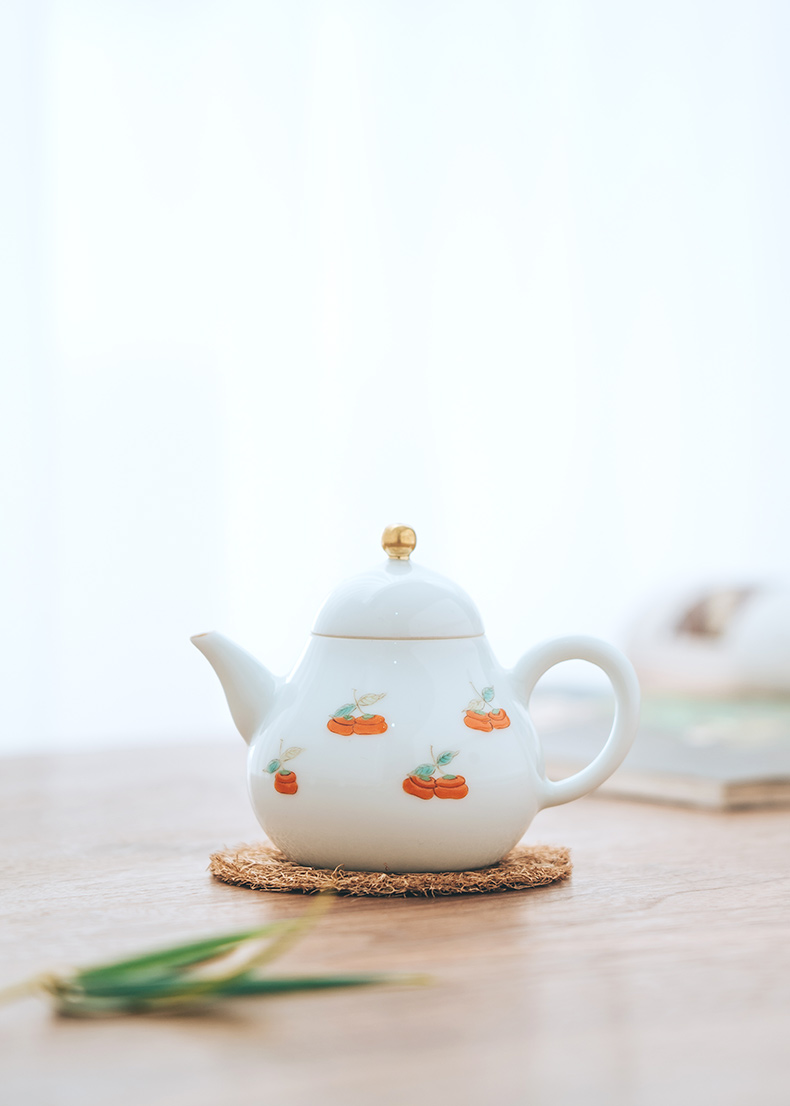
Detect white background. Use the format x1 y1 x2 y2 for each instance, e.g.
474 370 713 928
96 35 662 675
2 0 789 754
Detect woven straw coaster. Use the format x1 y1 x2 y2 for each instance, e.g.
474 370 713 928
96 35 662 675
209 842 571 898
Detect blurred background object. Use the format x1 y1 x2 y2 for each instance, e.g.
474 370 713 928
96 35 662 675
630 584 790 698
2 0 790 755
537 686 790 810
537 581 790 810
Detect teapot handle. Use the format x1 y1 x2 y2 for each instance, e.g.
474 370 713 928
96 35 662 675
511 635 640 809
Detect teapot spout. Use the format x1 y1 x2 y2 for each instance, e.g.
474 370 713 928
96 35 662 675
191 631 277 744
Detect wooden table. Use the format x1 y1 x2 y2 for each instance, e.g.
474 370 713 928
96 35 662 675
1 742 788 1106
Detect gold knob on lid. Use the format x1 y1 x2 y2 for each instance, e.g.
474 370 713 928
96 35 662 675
382 524 417 560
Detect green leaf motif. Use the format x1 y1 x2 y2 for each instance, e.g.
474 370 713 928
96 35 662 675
278 769 294 778
266 759 281 774
335 704 356 719
357 692 386 707
482 687 495 703
282 746 303 762
436 751 458 766
441 774 457 780
411 764 434 780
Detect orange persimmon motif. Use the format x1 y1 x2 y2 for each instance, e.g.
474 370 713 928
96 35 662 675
464 710 493 732
434 775 468 799
402 748 468 801
327 716 355 736
327 690 388 735
265 740 304 796
274 770 298 795
402 775 436 800
463 682 510 731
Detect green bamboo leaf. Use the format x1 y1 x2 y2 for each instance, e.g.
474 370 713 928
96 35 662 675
66 972 393 1001
75 923 293 985
219 973 410 996
66 898 337 1002
482 687 495 703
53 973 425 1017
6 893 403 1019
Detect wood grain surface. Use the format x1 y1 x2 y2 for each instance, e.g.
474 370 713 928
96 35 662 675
1 741 788 1106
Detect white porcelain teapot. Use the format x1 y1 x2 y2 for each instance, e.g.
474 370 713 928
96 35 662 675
192 526 639 873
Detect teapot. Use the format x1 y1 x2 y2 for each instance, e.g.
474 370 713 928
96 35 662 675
192 525 640 873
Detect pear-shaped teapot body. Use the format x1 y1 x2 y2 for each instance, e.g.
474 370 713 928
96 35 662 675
193 527 640 873
249 634 543 872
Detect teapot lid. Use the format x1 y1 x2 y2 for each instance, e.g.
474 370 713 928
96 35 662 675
312 525 485 640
